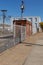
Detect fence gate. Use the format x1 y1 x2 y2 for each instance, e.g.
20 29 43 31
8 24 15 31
14 25 26 43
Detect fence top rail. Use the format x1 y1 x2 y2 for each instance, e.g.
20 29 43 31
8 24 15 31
0 34 13 39
14 25 26 27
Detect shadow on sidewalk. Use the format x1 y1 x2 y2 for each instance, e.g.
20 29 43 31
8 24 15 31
22 42 43 46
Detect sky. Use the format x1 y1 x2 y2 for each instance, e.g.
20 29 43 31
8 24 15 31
0 0 43 24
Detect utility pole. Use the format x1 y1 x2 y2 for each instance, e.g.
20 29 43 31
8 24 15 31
19 0 24 43
1 10 7 33
20 0 24 19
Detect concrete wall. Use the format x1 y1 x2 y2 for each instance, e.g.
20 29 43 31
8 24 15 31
25 16 41 34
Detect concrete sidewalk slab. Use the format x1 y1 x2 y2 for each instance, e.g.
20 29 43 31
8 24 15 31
24 40 43 65
0 43 32 65
0 33 43 65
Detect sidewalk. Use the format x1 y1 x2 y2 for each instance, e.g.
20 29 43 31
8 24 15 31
0 41 32 65
0 32 43 65
24 39 43 65
23 32 43 44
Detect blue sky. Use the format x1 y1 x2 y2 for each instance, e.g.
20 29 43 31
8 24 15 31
0 0 43 23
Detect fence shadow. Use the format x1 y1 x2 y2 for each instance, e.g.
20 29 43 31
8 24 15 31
22 42 43 46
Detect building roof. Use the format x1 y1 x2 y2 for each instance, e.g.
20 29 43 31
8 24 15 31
13 19 32 26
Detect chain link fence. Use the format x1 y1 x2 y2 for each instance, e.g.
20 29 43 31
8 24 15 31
0 36 14 53
13 25 26 43
0 25 26 53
